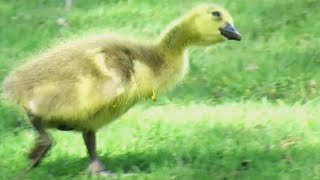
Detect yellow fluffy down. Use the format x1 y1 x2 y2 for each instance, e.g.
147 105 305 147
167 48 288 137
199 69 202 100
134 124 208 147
2 3 239 131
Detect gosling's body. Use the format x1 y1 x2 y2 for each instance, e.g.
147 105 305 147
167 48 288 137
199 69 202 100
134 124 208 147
4 35 187 131
2 3 241 175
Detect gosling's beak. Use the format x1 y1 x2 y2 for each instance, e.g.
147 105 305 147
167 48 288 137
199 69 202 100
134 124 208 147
219 23 241 41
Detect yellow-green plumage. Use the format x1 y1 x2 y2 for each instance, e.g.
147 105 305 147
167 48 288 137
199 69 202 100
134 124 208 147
1 3 241 174
3 33 187 130
3 36 165 130
3 4 239 131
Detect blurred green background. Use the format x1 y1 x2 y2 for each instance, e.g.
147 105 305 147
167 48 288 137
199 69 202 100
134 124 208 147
1 0 320 179
1 0 320 104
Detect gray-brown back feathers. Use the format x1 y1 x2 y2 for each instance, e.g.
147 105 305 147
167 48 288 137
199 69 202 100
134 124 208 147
3 34 165 107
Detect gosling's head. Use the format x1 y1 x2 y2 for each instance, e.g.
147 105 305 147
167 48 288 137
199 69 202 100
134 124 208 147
185 4 241 45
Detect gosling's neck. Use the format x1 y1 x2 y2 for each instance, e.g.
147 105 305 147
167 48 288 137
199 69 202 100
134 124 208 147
148 17 200 92
156 17 199 57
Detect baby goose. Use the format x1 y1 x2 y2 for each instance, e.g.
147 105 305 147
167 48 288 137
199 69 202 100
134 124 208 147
2 3 241 175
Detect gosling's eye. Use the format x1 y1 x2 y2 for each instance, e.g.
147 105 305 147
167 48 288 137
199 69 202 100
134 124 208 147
211 11 222 18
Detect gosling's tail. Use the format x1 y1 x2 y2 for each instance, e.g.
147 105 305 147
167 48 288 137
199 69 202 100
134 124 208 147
1 73 25 106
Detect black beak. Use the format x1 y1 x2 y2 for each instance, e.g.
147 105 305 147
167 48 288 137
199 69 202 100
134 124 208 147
219 23 241 41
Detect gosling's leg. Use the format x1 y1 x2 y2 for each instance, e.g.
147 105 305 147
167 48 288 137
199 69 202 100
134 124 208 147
27 114 52 168
82 131 112 176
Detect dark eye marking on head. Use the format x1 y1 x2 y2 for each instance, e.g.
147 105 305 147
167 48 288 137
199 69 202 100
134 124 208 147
211 11 222 18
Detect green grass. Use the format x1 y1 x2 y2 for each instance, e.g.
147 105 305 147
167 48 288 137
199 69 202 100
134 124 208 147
2 0 320 179
2 103 320 179
1 0 320 102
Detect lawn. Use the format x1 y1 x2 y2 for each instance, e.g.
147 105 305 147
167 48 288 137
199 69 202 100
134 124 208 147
2 103 320 179
1 0 320 179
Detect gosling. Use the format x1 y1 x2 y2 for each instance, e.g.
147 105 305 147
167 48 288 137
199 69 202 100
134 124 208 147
2 3 241 175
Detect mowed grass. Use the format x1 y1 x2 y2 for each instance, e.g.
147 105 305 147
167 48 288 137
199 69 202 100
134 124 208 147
2 0 320 179
1 0 320 102
2 103 320 179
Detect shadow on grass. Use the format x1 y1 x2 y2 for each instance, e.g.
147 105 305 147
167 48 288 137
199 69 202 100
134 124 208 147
28 142 320 179
39 150 175 176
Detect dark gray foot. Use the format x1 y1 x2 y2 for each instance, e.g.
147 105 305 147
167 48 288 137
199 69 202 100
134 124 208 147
86 160 115 176
82 131 116 176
